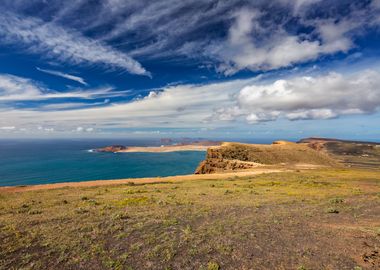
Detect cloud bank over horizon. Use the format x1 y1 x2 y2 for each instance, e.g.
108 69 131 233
1 69 380 138
221 70 380 123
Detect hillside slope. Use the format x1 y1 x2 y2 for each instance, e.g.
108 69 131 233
1 169 380 269
299 137 380 169
195 141 338 174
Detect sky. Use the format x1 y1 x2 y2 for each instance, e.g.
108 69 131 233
0 0 380 141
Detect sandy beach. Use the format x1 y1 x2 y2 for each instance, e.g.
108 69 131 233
117 145 211 152
96 143 221 153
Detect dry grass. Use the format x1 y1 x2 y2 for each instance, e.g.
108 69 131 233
0 168 379 269
213 142 338 165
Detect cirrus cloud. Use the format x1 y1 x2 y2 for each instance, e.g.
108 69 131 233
2 1 379 77
36 67 88 86
0 73 129 101
0 12 149 76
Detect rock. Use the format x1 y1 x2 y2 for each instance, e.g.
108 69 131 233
96 145 127 152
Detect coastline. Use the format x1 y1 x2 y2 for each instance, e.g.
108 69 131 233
114 145 210 153
95 142 221 153
0 168 285 193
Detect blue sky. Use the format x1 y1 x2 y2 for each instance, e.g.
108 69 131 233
0 0 380 140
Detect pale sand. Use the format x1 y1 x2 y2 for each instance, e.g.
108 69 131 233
0 168 286 193
114 145 210 153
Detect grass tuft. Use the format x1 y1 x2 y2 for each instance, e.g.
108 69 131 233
326 207 339 214
118 196 151 206
207 261 220 270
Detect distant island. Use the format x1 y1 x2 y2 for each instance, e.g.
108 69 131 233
95 140 221 153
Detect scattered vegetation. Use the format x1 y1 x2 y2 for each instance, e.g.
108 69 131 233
1 168 379 269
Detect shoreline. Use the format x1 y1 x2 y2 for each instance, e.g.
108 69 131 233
0 168 285 193
114 145 210 153
95 143 220 153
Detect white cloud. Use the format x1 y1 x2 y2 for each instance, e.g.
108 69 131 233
38 101 109 111
1 69 379 133
91 0 378 74
0 74 42 100
226 70 380 123
73 126 94 132
0 126 15 130
36 67 88 86
208 9 356 75
279 0 323 14
36 126 54 133
0 77 258 130
286 109 337 121
0 13 149 76
0 73 128 101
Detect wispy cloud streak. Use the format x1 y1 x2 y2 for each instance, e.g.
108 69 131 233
0 12 149 76
0 73 128 101
36 67 88 86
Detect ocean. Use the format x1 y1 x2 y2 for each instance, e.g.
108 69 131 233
0 139 207 186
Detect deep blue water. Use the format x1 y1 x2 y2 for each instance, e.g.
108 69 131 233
0 139 206 186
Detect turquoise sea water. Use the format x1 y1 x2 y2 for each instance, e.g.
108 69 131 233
0 139 206 186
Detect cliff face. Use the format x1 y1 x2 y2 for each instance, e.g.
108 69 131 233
195 141 338 174
195 157 261 174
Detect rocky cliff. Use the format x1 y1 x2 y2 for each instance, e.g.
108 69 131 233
96 145 128 152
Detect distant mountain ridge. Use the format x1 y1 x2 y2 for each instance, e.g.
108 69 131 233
298 137 380 145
